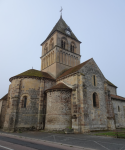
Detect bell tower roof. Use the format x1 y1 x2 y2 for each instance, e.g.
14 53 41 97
41 17 81 45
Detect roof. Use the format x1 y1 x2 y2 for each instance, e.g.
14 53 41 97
107 80 117 88
46 83 72 92
9 69 55 82
57 58 91 80
41 17 80 45
111 94 125 101
0 94 8 101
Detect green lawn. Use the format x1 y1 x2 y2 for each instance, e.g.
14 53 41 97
95 131 125 138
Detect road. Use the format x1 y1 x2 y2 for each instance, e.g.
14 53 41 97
0 131 125 150
0 134 92 150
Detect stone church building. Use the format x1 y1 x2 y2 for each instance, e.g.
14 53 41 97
0 16 125 133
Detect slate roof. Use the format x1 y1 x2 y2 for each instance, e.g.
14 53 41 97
41 17 80 45
0 94 8 100
107 80 117 88
57 58 92 80
111 94 125 101
9 69 55 82
46 83 72 92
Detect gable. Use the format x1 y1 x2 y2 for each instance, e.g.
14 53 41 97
79 58 105 80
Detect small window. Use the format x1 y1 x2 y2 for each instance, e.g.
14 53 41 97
93 92 99 108
61 40 63 48
70 42 75 53
72 46 74 52
64 41 65 49
118 106 120 112
22 96 27 108
70 45 72 52
93 75 96 86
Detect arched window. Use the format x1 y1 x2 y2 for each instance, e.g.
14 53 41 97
72 46 74 52
118 106 120 112
70 45 72 52
50 38 54 50
21 96 27 108
64 41 65 49
70 42 75 53
44 43 48 54
93 92 99 108
61 40 63 48
61 38 67 49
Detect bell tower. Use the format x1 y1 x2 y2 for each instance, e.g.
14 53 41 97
40 17 81 78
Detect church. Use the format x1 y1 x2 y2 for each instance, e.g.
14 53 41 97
0 15 125 133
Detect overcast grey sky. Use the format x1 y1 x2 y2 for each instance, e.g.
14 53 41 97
0 0 125 98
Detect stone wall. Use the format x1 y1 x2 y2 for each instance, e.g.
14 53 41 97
112 99 125 128
108 85 117 95
79 59 108 131
15 78 40 129
45 90 71 130
0 100 7 128
3 79 21 131
3 77 56 131
57 74 80 132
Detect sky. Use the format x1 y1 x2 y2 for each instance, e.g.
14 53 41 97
0 0 125 98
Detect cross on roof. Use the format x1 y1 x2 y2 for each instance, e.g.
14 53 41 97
60 7 63 18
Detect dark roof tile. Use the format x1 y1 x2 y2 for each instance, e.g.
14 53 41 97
41 17 80 45
107 80 117 88
57 58 91 80
111 94 125 101
9 69 55 82
46 83 71 91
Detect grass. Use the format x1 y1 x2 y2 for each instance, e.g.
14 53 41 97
95 131 125 138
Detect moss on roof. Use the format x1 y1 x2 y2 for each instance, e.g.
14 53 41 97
46 83 72 91
107 80 117 88
41 17 80 45
0 94 8 100
9 69 55 82
111 94 125 101
57 58 91 80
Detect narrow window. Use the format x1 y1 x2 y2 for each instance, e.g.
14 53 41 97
22 96 27 108
64 41 65 49
70 45 72 52
93 93 96 107
93 75 96 86
61 40 63 48
73 46 74 53
52 43 54 48
118 106 120 112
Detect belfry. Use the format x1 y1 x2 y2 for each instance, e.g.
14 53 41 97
40 16 81 78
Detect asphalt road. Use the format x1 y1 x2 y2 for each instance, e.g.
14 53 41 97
0 131 125 150
0 134 92 150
